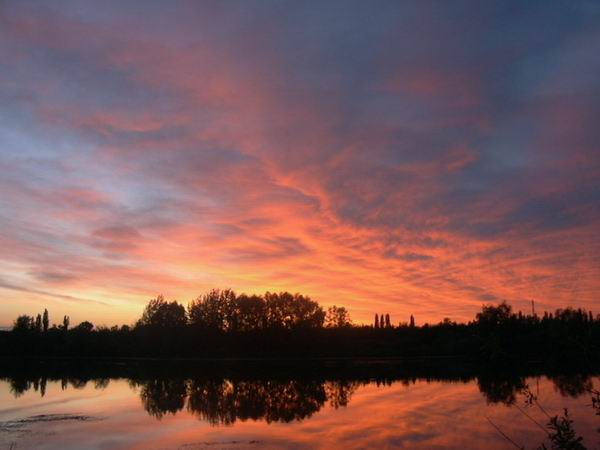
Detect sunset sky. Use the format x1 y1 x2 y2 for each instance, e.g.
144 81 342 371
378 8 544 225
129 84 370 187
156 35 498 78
1 1 599 327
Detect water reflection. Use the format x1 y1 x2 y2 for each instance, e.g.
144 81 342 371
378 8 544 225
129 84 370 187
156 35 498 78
549 374 594 398
188 379 327 424
137 378 187 419
3 370 596 424
477 374 526 405
130 378 360 424
8 375 102 398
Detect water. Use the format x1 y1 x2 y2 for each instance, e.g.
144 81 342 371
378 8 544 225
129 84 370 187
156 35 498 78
0 363 598 449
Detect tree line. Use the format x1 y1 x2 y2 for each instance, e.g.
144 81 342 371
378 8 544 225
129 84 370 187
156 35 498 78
138 290 351 331
13 309 77 333
11 290 351 334
2 292 599 364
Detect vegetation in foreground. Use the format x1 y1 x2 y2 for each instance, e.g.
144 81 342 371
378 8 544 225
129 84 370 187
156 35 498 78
1 289 598 363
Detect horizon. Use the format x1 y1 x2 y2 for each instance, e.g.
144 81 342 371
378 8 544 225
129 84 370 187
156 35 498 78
1 1 600 328
2 290 595 330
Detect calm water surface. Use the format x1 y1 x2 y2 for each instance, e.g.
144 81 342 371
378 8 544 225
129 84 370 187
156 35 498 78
0 367 598 449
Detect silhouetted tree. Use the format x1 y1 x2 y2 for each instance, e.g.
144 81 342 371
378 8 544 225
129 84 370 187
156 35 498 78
42 309 49 332
4 294 599 362
13 315 33 332
75 321 94 332
188 289 230 331
476 302 512 327
34 314 42 332
138 295 187 329
264 292 325 329
555 307 588 324
439 317 455 326
326 306 352 328
235 294 266 331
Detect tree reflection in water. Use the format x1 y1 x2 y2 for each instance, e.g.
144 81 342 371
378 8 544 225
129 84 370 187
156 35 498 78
3 371 596 425
325 380 358 409
549 374 594 398
187 379 328 424
477 374 526 405
135 378 188 419
132 378 358 424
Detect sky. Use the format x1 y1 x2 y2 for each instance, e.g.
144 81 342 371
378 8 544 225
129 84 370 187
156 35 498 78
1 0 599 327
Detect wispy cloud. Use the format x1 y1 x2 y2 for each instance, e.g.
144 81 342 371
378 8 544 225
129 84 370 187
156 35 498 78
0 278 109 306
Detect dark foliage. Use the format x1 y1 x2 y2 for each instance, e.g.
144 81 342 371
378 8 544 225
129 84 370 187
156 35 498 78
541 410 586 450
1 294 598 363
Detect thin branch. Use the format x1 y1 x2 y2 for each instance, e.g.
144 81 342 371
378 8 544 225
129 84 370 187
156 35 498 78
533 398 553 420
514 403 550 437
486 416 524 450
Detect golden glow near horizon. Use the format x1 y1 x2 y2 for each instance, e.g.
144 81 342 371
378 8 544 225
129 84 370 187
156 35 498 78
1 2 599 327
